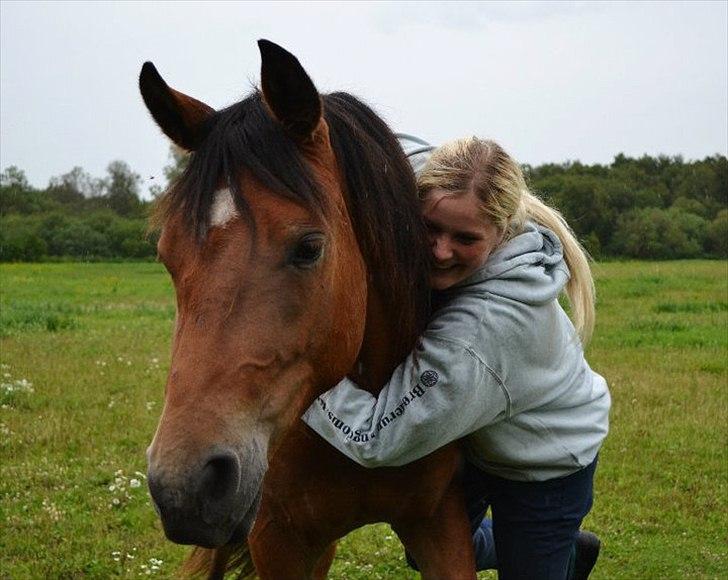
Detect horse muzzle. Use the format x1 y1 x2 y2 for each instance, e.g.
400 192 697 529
147 443 266 548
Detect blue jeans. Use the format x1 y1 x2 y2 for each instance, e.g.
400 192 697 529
464 458 597 579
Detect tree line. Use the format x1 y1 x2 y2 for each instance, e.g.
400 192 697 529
1 149 726 261
0 150 185 262
525 153 726 259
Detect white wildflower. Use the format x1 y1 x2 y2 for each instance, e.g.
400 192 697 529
1 378 34 395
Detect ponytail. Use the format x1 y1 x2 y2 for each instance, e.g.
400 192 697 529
518 192 595 345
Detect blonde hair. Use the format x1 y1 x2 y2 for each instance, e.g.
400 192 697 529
417 136 595 344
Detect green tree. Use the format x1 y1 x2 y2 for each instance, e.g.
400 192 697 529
47 166 106 206
671 196 708 218
105 161 142 217
1 166 30 190
674 161 725 217
0 215 47 261
612 207 707 259
706 209 728 257
0 166 57 216
107 219 155 258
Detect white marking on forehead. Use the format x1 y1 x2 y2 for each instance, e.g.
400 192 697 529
209 188 239 227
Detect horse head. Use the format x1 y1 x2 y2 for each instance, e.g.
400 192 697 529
139 40 429 548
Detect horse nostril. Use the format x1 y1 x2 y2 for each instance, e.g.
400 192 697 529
201 453 240 502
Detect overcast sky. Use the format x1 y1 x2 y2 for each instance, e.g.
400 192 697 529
1 1 726 197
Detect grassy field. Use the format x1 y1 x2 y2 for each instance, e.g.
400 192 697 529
1 261 726 579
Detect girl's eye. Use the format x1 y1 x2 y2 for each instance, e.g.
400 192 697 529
456 236 479 246
290 234 325 269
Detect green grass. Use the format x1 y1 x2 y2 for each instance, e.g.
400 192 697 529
1 261 726 579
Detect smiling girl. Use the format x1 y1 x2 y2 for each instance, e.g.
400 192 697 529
303 134 610 579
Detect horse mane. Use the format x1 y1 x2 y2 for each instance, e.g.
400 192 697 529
323 92 431 356
153 89 431 358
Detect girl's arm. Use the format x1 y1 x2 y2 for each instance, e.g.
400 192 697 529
301 334 509 467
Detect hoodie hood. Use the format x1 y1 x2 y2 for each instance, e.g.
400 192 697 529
397 133 435 176
454 222 570 305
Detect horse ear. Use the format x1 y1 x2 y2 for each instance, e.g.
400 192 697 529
139 62 214 151
258 39 323 141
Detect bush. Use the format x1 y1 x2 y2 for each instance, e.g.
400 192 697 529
611 207 708 259
706 210 728 257
0 211 157 261
106 219 155 258
47 222 112 259
0 216 47 261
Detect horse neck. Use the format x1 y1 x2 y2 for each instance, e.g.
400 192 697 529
348 285 407 394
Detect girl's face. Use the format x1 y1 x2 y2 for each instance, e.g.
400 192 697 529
422 189 503 291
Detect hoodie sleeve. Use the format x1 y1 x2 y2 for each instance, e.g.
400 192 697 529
301 334 509 467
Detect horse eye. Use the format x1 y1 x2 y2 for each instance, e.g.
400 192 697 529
290 234 325 269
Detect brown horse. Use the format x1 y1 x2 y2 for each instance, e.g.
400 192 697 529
140 40 475 579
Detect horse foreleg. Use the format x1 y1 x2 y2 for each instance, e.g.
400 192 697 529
394 486 477 580
312 542 337 580
248 504 334 579
180 545 234 580
311 542 336 580
208 545 233 579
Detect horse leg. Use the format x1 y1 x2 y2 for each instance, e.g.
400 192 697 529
180 546 233 580
206 545 233 579
394 486 477 580
312 542 337 580
248 504 334 579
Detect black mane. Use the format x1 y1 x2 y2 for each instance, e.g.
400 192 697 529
156 90 431 356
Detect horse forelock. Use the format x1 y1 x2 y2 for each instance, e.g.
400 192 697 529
152 90 327 237
152 89 431 356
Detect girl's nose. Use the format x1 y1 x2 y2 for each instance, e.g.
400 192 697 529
432 236 453 262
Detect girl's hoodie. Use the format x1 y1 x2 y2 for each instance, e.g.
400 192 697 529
301 136 610 481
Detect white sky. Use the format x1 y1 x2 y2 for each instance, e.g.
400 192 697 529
1 1 726 197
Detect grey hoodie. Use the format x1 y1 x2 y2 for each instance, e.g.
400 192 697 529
396 133 435 175
302 135 611 481
303 222 610 481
